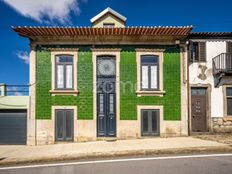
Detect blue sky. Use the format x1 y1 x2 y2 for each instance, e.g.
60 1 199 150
0 0 232 85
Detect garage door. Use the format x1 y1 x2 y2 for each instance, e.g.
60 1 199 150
0 110 27 145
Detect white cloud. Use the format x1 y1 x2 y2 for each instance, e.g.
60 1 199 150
2 0 81 24
15 51 29 64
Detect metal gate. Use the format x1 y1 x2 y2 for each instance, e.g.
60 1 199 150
191 87 207 132
97 56 116 137
0 110 27 145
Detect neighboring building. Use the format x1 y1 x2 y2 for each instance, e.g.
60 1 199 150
0 84 29 144
13 8 190 145
188 32 232 133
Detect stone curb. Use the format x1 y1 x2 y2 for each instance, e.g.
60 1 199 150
0 145 232 166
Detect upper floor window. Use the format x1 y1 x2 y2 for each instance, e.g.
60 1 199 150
103 23 115 28
141 55 159 91
189 42 206 62
56 55 73 89
227 42 232 52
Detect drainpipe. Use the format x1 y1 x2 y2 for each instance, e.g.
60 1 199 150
186 42 191 136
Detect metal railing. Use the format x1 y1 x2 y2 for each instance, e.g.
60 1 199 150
0 84 29 96
212 53 232 76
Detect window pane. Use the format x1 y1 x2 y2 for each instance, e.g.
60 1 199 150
99 94 104 113
151 65 158 89
57 65 64 88
142 65 149 89
56 56 73 63
227 98 232 115
141 56 158 64
192 43 199 61
66 65 73 88
97 58 116 76
226 87 232 96
109 94 114 114
142 111 148 133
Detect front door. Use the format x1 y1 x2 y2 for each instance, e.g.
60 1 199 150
191 87 208 132
97 56 116 137
55 109 74 141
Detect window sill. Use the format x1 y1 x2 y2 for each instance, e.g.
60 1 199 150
49 90 79 96
136 90 166 97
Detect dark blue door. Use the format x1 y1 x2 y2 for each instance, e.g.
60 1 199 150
97 56 116 137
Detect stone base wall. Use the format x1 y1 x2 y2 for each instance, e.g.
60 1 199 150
29 119 188 145
212 117 232 133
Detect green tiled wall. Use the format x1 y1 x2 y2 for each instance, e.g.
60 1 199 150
36 48 93 119
36 46 180 120
120 47 181 120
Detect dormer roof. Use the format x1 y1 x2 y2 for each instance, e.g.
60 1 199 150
90 7 127 23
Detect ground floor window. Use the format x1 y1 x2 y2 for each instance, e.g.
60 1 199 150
55 109 74 141
141 109 160 136
226 87 232 116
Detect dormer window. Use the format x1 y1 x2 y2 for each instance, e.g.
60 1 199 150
103 23 115 28
90 7 126 28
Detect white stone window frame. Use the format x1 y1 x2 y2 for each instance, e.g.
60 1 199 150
137 105 163 137
136 49 165 96
50 50 78 96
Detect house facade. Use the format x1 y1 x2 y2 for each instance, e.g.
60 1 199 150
13 8 190 145
188 33 232 133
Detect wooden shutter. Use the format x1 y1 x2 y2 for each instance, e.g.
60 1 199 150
188 41 193 63
227 42 232 52
199 42 206 62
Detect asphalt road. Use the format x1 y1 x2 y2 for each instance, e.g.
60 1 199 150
0 154 232 174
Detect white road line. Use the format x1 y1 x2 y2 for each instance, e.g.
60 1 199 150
0 153 232 170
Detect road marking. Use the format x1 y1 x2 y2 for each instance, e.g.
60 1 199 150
0 153 232 170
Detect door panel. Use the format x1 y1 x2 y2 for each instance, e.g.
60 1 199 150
65 111 73 140
97 79 116 137
56 110 64 140
142 111 149 133
191 88 207 132
151 110 158 133
55 109 74 141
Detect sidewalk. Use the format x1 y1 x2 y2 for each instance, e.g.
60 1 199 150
0 137 231 165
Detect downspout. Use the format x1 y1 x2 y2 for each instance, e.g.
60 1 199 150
186 42 191 136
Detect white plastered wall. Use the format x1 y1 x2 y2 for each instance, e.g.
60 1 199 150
189 40 227 118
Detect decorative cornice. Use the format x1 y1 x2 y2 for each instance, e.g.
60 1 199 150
135 48 165 52
91 48 121 52
48 48 79 51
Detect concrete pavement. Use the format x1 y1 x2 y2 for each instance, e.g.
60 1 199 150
0 137 231 165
